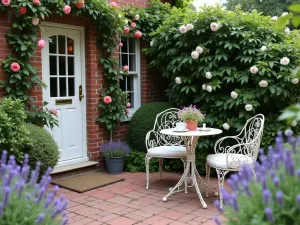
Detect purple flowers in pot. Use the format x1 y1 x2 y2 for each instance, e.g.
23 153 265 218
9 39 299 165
214 132 300 224
0 150 69 225
100 141 130 158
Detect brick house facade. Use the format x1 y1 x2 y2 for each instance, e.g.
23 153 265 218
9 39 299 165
0 0 167 168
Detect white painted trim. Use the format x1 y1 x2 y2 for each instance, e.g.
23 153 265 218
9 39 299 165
41 22 88 166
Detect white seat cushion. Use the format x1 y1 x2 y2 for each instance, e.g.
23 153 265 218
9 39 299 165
207 153 253 169
148 146 186 158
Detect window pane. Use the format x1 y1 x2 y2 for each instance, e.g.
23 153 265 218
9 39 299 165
68 78 75 96
128 92 134 108
58 35 66 54
50 77 58 97
59 56 66 76
59 78 67 97
129 54 136 71
49 36 57 54
68 57 74 75
120 77 126 91
121 54 128 67
49 56 57 75
129 38 136 53
127 76 133 91
121 37 128 53
67 38 74 55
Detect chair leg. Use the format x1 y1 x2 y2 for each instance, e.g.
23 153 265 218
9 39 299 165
205 163 211 198
216 169 229 209
181 158 188 193
159 158 164 180
145 154 152 190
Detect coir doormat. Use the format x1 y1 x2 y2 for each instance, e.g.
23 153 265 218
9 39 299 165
51 171 125 193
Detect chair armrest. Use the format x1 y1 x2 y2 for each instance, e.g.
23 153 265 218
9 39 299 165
225 143 253 169
214 136 243 154
145 130 160 150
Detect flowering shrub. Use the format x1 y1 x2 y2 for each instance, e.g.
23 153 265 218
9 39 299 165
100 141 130 158
178 105 205 122
0 150 69 225
146 6 300 152
213 132 300 225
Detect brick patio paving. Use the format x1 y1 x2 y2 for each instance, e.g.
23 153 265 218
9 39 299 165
57 172 226 225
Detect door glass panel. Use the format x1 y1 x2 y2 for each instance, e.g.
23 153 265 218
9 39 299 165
58 35 66 54
67 38 74 55
68 57 74 75
49 56 57 75
49 36 57 54
59 78 67 97
50 78 58 97
59 56 66 76
129 54 136 72
68 78 75 96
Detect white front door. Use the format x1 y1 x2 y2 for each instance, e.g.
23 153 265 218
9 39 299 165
42 23 88 167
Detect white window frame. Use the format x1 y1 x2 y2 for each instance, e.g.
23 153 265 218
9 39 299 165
118 36 141 121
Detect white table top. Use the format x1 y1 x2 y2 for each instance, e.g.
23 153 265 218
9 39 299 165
160 128 222 137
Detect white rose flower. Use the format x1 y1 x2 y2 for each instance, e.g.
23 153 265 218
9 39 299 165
206 85 212 92
259 80 268 88
280 57 290 66
124 19 128 24
217 22 223 28
284 129 293 137
175 77 182 84
205 72 213 79
210 22 219 31
271 16 278 21
134 14 140 20
223 123 230 130
186 23 194 31
191 51 199 59
245 104 253 111
282 12 289 17
196 46 203 54
118 14 122 18
179 25 188 34
250 66 259 74
284 27 290 35
261 46 267 52
231 91 238 99
292 121 298 127
292 78 299 84
150 41 154 47
202 84 207 90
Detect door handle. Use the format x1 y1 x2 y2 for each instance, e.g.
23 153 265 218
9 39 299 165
79 85 84 101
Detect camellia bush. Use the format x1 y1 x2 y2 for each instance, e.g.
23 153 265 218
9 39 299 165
146 6 300 156
213 132 300 225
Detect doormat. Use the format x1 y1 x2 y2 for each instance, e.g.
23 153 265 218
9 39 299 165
51 171 125 193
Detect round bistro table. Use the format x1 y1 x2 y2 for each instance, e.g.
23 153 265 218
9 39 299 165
160 127 222 209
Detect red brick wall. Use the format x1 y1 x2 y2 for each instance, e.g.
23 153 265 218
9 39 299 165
0 1 168 167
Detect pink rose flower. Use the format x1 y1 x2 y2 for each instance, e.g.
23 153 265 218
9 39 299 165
38 40 45 49
1 0 10 6
134 31 142 39
131 22 136 28
50 109 58 115
179 25 187 34
19 7 27 15
63 5 71 14
32 17 40 26
123 65 129 71
125 109 129 115
10 62 21 72
75 0 84 9
110 1 117 8
126 102 131 108
119 43 123 47
33 0 40 5
123 27 130 34
104 96 112 104
250 66 258 74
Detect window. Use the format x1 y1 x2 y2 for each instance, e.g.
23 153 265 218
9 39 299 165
119 36 141 120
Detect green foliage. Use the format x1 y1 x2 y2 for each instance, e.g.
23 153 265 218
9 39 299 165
0 98 31 162
173 0 193 9
146 6 300 155
24 123 59 175
128 102 175 153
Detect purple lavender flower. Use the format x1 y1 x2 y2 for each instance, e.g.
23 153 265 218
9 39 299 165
297 194 300 207
276 191 284 205
100 141 130 158
265 208 274 222
61 217 69 225
273 177 280 188
0 202 3 216
35 213 45 224
213 200 223 213
3 186 10 206
263 189 271 204
297 170 300 180
220 187 230 205
212 216 222 225
230 193 238 212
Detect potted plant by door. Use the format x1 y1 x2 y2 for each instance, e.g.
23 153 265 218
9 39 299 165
178 105 205 131
100 141 130 174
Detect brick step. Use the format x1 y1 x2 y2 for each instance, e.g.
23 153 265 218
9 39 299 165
51 161 99 180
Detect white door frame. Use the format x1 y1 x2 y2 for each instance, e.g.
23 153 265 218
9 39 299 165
41 22 88 167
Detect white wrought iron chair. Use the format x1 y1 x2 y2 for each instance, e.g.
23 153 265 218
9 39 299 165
206 114 265 208
145 108 187 190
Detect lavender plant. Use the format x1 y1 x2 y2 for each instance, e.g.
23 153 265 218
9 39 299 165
213 132 300 225
0 150 69 225
178 105 205 122
100 141 130 158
